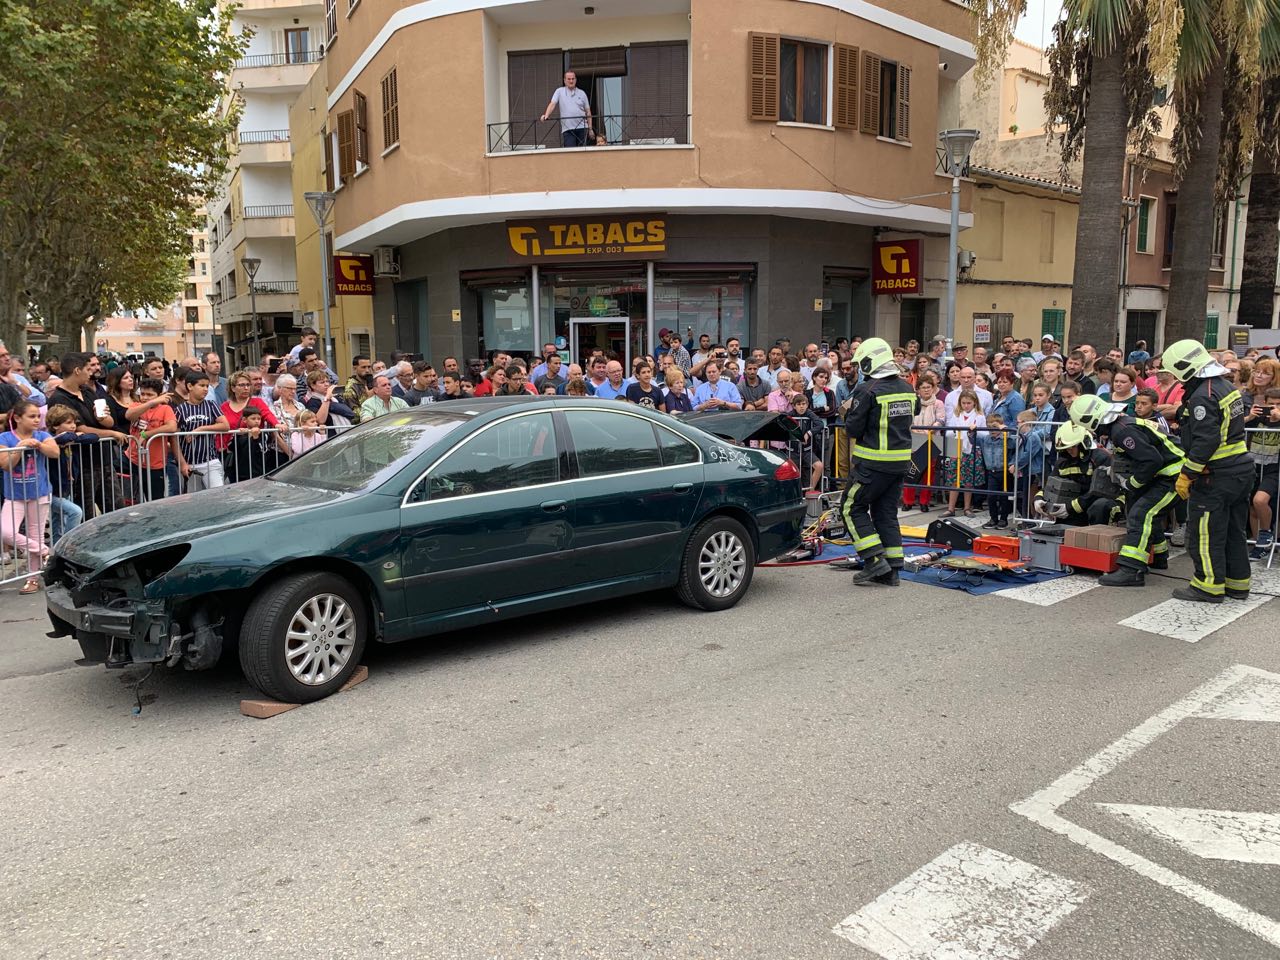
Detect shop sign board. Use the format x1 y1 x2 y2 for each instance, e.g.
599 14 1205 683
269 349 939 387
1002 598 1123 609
973 316 991 344
872 239 921 295
333 255 375 296
506 216 667 262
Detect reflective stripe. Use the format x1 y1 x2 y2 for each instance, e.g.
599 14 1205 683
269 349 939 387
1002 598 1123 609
1157 461 1183 477
1209 440 1247 461
1119 545 1151 563
854 533 882 551
1151 540 1169 555
874 391 914 458
1190 577 1226 595
1132 488 1177 558
841 483 862 531
852 444 911 462
1184 459 1206 474
1226 576 1252 591
1196 511 1215 588
883 545 904 559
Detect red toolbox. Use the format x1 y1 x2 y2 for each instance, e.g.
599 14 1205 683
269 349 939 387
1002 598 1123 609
973 535 1021 561
1059 544 1120 573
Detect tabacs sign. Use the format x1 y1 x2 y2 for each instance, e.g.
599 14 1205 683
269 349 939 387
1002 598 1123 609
871 239 921 295
333 254 375 296
506 217 667 262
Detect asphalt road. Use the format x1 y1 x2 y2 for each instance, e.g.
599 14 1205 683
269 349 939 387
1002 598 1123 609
2 554 1279 960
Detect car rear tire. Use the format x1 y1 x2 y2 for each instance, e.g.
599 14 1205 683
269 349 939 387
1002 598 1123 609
239 572 367 703
676 515 755 611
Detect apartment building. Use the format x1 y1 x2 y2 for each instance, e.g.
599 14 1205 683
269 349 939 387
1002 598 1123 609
208 0 324 369
317 0 976 366
180 227 215 356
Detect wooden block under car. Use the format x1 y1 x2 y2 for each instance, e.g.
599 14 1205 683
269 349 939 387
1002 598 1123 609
239 665 369 719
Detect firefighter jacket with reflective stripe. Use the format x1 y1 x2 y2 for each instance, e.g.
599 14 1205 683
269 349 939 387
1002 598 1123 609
845 375 918 474
1109 416 1185 489
1180 376 1253 477
1040 447 1113 513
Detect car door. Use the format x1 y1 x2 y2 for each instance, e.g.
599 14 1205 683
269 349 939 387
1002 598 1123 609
561 408 704 584
399 411 574 626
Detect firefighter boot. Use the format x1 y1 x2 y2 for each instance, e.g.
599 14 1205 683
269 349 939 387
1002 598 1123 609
1171 585 1225 604
1099 565 1146 587
852 556 893 586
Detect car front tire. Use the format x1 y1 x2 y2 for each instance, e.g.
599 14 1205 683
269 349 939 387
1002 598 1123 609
677 515 755 611
239 572 367 703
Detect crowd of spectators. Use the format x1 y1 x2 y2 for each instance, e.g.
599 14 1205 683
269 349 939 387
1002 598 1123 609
2 326 1278 595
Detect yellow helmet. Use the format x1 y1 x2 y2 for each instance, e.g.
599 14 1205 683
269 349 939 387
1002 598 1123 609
854 337 896 376
1162 338 1228 382
1068 393 1124 432
1054 421 1095 451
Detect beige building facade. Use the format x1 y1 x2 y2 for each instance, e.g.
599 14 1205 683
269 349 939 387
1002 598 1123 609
315 0 977 363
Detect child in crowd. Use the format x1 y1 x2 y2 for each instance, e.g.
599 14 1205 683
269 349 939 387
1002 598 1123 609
0 400 59 594
1249 386 1280 559
126 379 177 502
1014 408 1046 513
173 371 229 491
1133 388 1170 433
978 412 1015 529
43 405 89 543
941 389 986 517
789 392 823 491
564 379 589 397
1055 380 1079 422
289 410 327 456
225 407 290 483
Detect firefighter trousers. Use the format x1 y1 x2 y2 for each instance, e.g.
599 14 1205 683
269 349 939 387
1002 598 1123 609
1187 469 1252 597
842 463 904 568
1117 478 1178 570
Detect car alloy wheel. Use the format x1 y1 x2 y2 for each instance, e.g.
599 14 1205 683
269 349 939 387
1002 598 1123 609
698 530 747 599
285 593 357 686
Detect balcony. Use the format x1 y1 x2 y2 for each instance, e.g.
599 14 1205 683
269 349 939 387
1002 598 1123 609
218 283 300 319
488 114 691 154
234 129 292 167
232 51 320 93
235 0 324 13
227 206 296 247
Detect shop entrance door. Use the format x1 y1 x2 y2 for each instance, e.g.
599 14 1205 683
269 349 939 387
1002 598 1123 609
569 318 647 371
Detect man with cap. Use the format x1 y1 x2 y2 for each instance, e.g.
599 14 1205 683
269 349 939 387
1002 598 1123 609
842 338 919 586
1162 338 1254 602
1069 393 1186 587
1033 336 1062 364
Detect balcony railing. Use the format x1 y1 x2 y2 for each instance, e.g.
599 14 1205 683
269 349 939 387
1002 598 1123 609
248 280 299 295
237 129 291 144
243 204 294 218
488 114 691 153
235 51 320 69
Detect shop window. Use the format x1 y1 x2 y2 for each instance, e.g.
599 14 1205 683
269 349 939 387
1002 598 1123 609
479 285 535 355
654 279 749 349
821 273 871 346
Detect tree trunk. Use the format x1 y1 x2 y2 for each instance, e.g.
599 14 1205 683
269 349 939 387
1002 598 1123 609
1067 46 1128 350
1166 56 1226 343
0 272 26 356
1239 142 1280 329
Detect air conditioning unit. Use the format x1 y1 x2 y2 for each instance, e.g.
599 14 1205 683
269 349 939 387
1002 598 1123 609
957 249 976 271
373 246 400 278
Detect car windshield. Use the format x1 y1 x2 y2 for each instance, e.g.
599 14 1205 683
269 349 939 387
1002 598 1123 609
270 411 472 493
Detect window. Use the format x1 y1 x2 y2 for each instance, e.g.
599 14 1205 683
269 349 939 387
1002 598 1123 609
1162 196 1177 269
566 410 662 478
860 52 911 140
779 40 827 125
381 68 399 150
284 28 310 64
336 110 355 183
1041 308 1066 342
325 0 337 46
1039 211 1055 263
657 426 700 467
1136 196 1156 254
184 284 198 300
479 285 535 354
422 414 559 500
653 277 750 347
200 262 207 275
323 124 335 192
353 90 369 167
1205 312 1220 349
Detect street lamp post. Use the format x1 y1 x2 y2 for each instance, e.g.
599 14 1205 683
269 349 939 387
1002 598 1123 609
205 291 217 361
938 129 980 355
241 256 262 362
304 191 338 371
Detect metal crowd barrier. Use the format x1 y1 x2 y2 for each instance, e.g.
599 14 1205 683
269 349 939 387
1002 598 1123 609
0 424 349 588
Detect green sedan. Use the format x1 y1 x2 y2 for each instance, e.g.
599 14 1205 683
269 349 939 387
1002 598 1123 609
46 398 805 702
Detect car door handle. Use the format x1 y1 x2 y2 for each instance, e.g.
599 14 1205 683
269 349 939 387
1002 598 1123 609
671 483 694 494
540 499 567 513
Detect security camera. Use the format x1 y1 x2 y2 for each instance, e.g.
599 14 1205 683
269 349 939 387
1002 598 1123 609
939 62 950 74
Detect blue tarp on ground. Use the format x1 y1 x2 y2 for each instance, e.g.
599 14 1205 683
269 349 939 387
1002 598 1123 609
796 541 1072 596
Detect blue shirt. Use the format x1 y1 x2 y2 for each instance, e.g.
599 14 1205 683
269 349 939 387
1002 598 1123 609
692 379 743 410
11 374 46 407
594 380 626 401
991 390 1025 425
1 430 53 500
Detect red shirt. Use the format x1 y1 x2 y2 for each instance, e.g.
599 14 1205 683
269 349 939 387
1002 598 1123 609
218 398 277 450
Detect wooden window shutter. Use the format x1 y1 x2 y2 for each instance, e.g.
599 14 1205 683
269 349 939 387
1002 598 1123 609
337 109 355 182
896 63 911 141
381 68 399 148
833 44 859 129
749 33 780 122
353 90 369 164
625 41 690 143
566 46 628 77
508 50 565 147
323 124 334 191
860 51 882 135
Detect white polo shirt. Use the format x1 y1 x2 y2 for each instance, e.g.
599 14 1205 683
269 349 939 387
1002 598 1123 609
551 87 591 133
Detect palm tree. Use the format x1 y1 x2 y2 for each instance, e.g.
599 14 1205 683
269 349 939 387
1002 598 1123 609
1237 73 1280 328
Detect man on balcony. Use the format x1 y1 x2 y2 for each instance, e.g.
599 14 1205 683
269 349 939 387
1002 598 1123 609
540 71 593 148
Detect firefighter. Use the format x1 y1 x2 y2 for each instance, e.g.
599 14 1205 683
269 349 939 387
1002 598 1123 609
1069 393 1185 586
842 338 918 586
1162 339 1254 602
1032 422 1119 525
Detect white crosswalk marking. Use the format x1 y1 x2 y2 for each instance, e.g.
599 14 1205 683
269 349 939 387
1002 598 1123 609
1193 671 1280 722
832 842 1088 960
1118 594 1271 643
1098 804 1280 865
999 576 1100 606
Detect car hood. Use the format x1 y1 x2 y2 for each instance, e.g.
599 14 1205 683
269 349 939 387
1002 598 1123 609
55 479 345 572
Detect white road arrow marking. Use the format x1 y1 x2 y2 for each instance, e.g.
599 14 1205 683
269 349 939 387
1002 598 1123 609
832 842 1088 960
1099 804 1280 865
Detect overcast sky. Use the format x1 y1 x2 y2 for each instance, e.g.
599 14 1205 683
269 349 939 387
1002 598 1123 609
1013 0 1062 50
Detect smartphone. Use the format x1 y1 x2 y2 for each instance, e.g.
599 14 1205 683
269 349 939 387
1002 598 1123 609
270 358 285 374
820 341 830 353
